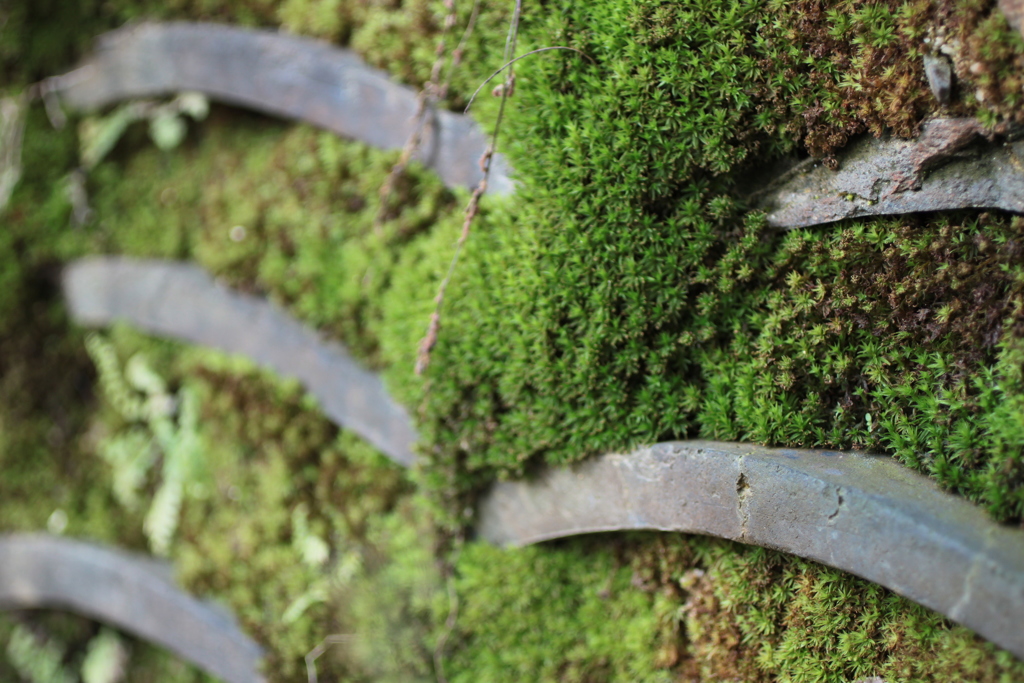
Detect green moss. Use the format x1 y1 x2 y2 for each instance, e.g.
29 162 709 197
332 497 444 682
71 327 416 679
446 539 678 683
86 108 462 369
6 0 1024 679
395 0 1024 523
441 532 1024 682
123 335 413 677
0 612 211 683
665 534 1024 682
0 158 138 543
424 207 1024 517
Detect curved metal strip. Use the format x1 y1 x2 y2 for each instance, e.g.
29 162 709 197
760 118 1024 228
477 440 1024 661
62 256 419 466
0 534 264 683
50 21 514 195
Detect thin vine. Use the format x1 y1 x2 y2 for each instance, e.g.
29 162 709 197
375 0 481 229
415 0 523 376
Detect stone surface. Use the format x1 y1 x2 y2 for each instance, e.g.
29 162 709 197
50 22 514 195
923 54 953 105
63 257 419 466
0 534 264 683
477 440 1024 661
759 118 1024 228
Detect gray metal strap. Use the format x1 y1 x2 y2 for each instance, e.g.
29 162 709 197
478 440 1024 661
51 21 513 195
62 257 419 467
0 534 265 683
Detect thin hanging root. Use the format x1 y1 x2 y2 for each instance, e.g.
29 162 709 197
416 0 521 376
415 180 485 376
446 0 481 83
376 0 481 229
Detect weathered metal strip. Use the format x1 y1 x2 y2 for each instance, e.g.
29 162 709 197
477 440 1024 661
0 534 264 683
50 21 514 195
62 257 419 466
760 118 1024 228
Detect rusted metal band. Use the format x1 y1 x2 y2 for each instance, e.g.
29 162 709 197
0 534 264 683
477 440 1024 661
62 257 419 466
50 21 514 195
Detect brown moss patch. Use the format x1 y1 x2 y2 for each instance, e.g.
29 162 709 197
759 0 1024 160
806 213 1024 379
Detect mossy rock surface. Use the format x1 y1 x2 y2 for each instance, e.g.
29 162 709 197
3 0 1024 679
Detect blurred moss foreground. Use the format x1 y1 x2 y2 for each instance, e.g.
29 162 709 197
3 0 1024 680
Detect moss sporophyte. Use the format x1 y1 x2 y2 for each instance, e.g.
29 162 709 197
4 0 1024 679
